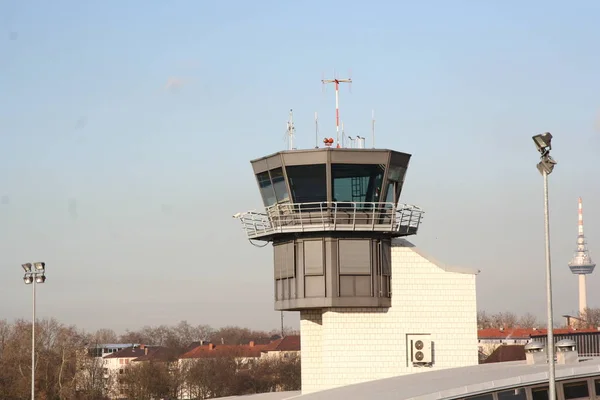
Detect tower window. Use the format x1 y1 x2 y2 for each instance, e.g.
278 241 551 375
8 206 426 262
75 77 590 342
286 164 327 203
332 164 385 204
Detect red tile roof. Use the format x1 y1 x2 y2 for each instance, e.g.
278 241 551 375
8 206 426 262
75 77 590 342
479 327 600 339
478 328 540 339
104 345 154 359
530 327 600 336
482 345 526 364
132 346 179 362
261 335 300 352
179 342 267 359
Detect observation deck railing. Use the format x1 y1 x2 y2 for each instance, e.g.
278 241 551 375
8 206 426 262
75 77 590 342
234 201 423 241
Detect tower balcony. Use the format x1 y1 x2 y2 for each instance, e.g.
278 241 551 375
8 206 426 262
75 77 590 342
234 201 423 242
569 263 596 275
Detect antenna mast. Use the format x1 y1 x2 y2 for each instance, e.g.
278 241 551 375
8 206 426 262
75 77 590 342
341 121 345 148
314 112 319 148
322 75 352 148
286 109 296 150
371 110 375 149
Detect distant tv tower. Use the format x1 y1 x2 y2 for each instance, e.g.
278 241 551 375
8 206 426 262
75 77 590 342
568 197 596 316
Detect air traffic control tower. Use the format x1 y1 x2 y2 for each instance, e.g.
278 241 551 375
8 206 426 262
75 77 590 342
234 138 479 394
236 147 422 310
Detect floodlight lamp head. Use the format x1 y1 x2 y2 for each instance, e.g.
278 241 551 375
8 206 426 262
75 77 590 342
35 275 46 284
23 275 33 284
532 132 552 156
34 262 45 271
22 263 32 272
537 154 557 175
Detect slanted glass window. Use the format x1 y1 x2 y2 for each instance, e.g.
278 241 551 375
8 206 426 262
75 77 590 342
384 182 395 204
563 381 589 399
270 168 289 203
286 164 327 203
387 164 407 202
257 171 276 207
498 388 527 400
531 387 549 400
331 164 385 204
388 165 406 182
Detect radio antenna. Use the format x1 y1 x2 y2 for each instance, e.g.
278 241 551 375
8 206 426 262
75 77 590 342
371 109 375 149
286 109 295 150
321 74 352 148
314 111 319 148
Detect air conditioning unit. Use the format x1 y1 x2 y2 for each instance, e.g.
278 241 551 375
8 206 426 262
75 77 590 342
408 334 432 365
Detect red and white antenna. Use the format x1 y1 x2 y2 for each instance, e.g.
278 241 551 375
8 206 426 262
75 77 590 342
371 109 375 149
578 197 584 238
322 73 352 148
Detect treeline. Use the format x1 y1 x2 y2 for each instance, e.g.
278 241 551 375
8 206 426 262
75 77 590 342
119 354 300 399
0 318 300 400
96 320 298 352
477 308 600 330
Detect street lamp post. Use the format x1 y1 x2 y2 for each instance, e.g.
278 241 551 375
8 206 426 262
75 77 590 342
22 262 46 400
532 132 557 400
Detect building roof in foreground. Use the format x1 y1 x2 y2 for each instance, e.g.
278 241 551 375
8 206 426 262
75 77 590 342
214 391 301 400
284 357 600 400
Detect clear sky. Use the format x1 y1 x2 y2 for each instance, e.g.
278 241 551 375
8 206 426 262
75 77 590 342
1 0 600 334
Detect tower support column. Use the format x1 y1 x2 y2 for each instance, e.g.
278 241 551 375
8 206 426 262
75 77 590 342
579 274 587 315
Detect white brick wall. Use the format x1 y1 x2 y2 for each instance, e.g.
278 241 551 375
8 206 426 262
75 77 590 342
300 239 479 394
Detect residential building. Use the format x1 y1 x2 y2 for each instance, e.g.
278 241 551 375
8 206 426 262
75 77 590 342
260 336 301 360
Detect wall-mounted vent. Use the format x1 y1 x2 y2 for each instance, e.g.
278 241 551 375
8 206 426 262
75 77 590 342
407 334 433 366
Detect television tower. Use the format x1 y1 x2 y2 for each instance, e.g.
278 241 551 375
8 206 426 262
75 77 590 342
568 197 596 316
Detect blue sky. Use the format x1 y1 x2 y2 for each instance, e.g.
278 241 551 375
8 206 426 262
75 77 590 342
1 0 600 333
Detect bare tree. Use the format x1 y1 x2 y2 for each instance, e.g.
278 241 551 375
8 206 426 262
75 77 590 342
91 328 118 344
477 311 492 329
185 356 238 399
120 361 174 400
209 326 272 345
478 311 543 329
488 312 518 329
518 313 539 328
574 308 600 329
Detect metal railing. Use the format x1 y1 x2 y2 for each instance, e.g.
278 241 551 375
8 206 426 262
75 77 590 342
234 201 423 240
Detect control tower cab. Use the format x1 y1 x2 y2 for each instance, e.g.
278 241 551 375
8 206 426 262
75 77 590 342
234 147 423 311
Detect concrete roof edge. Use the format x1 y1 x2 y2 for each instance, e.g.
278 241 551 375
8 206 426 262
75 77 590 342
392 238 481 275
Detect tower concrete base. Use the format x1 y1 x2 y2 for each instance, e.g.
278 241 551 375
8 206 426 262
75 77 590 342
299 239 479 394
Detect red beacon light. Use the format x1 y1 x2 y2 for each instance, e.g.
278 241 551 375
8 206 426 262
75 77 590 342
323 137 334 147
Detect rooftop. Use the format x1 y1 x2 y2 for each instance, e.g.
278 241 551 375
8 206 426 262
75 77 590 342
292 356 600 400
482 345 526 364
214 392 301 400
261 336 301 352
478 327 600 339
104 345 156 359
180 342 268 359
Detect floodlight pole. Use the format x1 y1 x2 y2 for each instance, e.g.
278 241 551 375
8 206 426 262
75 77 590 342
543 168 556 400
22 262 45 400
532 132 556 400
31 276 36 400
